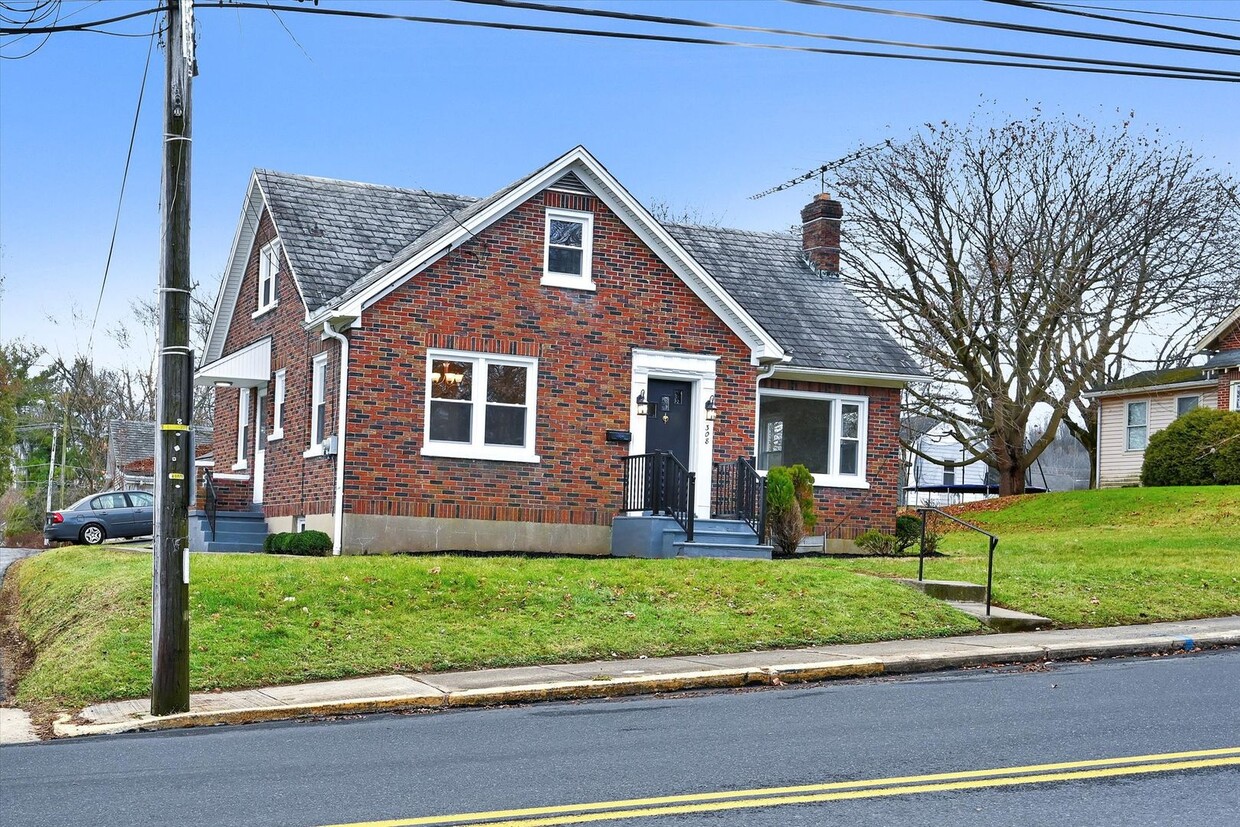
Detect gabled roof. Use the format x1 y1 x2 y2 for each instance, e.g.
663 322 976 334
107 420 214 472
1196 306 1240 353
1202 348 1240 372
256 170 477 311
205 147 923 379
666 224 924 377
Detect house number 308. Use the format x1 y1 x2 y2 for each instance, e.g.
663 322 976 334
704 423 712 444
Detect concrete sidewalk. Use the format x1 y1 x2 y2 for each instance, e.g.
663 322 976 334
45 616 1240 739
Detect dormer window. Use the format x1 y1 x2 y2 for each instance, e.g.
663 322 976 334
541 208 594 290
255 241 280 316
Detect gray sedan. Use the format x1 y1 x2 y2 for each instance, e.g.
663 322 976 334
43 490 155 545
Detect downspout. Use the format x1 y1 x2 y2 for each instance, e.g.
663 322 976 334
754 360 779 455
322 321 349 556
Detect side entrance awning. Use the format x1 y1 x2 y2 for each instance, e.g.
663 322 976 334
194 337 271 388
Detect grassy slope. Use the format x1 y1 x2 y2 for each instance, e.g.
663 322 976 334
5 551 977 708
829 487 1240 626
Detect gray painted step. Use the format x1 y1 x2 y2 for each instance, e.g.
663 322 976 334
200 541 264 553
674 541 774 560
897 578 988 602
666 528 762 547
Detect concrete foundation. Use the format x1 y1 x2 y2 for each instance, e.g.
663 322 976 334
340 514 611 556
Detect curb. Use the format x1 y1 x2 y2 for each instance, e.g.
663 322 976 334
48 631 1240 739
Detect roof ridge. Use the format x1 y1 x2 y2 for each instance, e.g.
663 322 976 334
254 168 478 203
664 220 797 240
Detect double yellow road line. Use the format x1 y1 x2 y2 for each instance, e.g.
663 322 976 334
325 746 1240 827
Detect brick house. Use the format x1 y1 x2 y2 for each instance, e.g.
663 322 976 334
194 147 924 555
1197 306 1240 412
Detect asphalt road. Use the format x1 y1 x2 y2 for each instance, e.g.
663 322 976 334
2 650 1237 827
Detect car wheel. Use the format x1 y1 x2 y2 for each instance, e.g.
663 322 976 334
80 524 106 545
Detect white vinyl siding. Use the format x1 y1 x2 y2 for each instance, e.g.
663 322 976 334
1096 387 1216 487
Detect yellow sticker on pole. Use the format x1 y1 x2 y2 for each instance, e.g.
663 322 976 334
160 424 191 431
168 473 185 480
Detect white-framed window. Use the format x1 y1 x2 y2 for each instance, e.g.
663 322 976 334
233 386 250 470
942 466 956 486
756 390 869 488
308 353 328 454
254 241 280 316
1126 400 1148 451
1176 395 1199 418
269 369 286 440
1231 381 1240 412
422 349 539 463
541 208 594 290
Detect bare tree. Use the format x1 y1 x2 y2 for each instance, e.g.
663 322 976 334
835 112 1239 494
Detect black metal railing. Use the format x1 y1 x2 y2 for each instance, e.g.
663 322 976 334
916 507 998 616
621 451 695 541
711 456 767 542
203 469 218 542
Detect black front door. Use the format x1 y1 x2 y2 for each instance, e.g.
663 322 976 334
645 379 692 467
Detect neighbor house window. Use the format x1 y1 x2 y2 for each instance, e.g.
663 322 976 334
1176 395 1199 418
756 391 868 486
255 241 280 315
1126 400 1148 451
541 208 594 290
309 353 328 452
234 387 250 470
270 369 286 440
942 466 956 486
423 350 539 462
1231 382 1240 412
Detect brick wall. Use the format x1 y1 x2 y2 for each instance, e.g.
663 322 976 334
342 188 755 528
760 378 901 538
1219 367 1239 411
214 211 336 519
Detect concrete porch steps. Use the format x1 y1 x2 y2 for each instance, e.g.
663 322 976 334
674 541 774 560
895 577 1052 632
189 509 267 553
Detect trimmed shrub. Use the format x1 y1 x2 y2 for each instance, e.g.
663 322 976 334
765 466 804 558
1142 408 1240 487
855 529 902 556
788 463 818 534
895 514 923 551
264 530 332 556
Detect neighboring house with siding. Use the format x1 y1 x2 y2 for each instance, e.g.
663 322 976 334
900 416 993 507
106 420 212 491
194 147 924 555
1084 368 1216 488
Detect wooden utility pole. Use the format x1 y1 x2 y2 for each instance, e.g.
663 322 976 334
152 0 195 716
43 425 57 548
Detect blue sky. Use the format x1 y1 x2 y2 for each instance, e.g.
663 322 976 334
2 0 1238 368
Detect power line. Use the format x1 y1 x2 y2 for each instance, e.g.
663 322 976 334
986 0 1240 43
200 2 1239 83
0 4 165 35
1044 2 1240 25
448 0 1240 80
786 0 1240 58
88 13 160 357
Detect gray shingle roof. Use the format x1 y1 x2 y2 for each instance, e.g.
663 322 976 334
107 420 213 474
255 170 922 377
665 224 924 376
255 170 477 312
1202 349 1240 372
1093 367 1209 393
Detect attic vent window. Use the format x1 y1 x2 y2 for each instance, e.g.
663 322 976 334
542 208 595 291
254 241 280 316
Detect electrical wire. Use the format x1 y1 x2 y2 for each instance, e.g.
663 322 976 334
0 4 165 35
0 0 57 59
200 2 1239 83
87 13 160 356
986 0 1240 43
448 0 1240 80
1044 2 1240 25
786 0 1240 58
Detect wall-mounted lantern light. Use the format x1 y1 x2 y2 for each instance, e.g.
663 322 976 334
704 395 717 421
636 389 650 417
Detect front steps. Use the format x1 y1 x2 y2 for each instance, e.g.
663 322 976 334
189 509 268 553
612 515 773 559
896 578 1052 631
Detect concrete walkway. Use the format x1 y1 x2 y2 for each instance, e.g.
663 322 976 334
49 616 1240 739
1 547 39 744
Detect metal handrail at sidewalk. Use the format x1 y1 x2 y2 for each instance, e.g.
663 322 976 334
916 507 999 616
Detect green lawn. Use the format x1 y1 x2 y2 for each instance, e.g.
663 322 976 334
824 487 1240 627
3 550 977 709
6 486 1237 710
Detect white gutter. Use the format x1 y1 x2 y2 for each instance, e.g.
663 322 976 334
321 321 350 556
1082 379 1214 400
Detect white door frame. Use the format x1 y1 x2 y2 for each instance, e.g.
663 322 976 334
253 386 267 503
629 349 717 517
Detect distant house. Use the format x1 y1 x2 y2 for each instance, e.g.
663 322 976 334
1084 368 1216 487
900 417 993 507
106 420 213 491
194 146 925 556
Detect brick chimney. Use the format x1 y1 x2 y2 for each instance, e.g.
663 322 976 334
801 193 843 275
